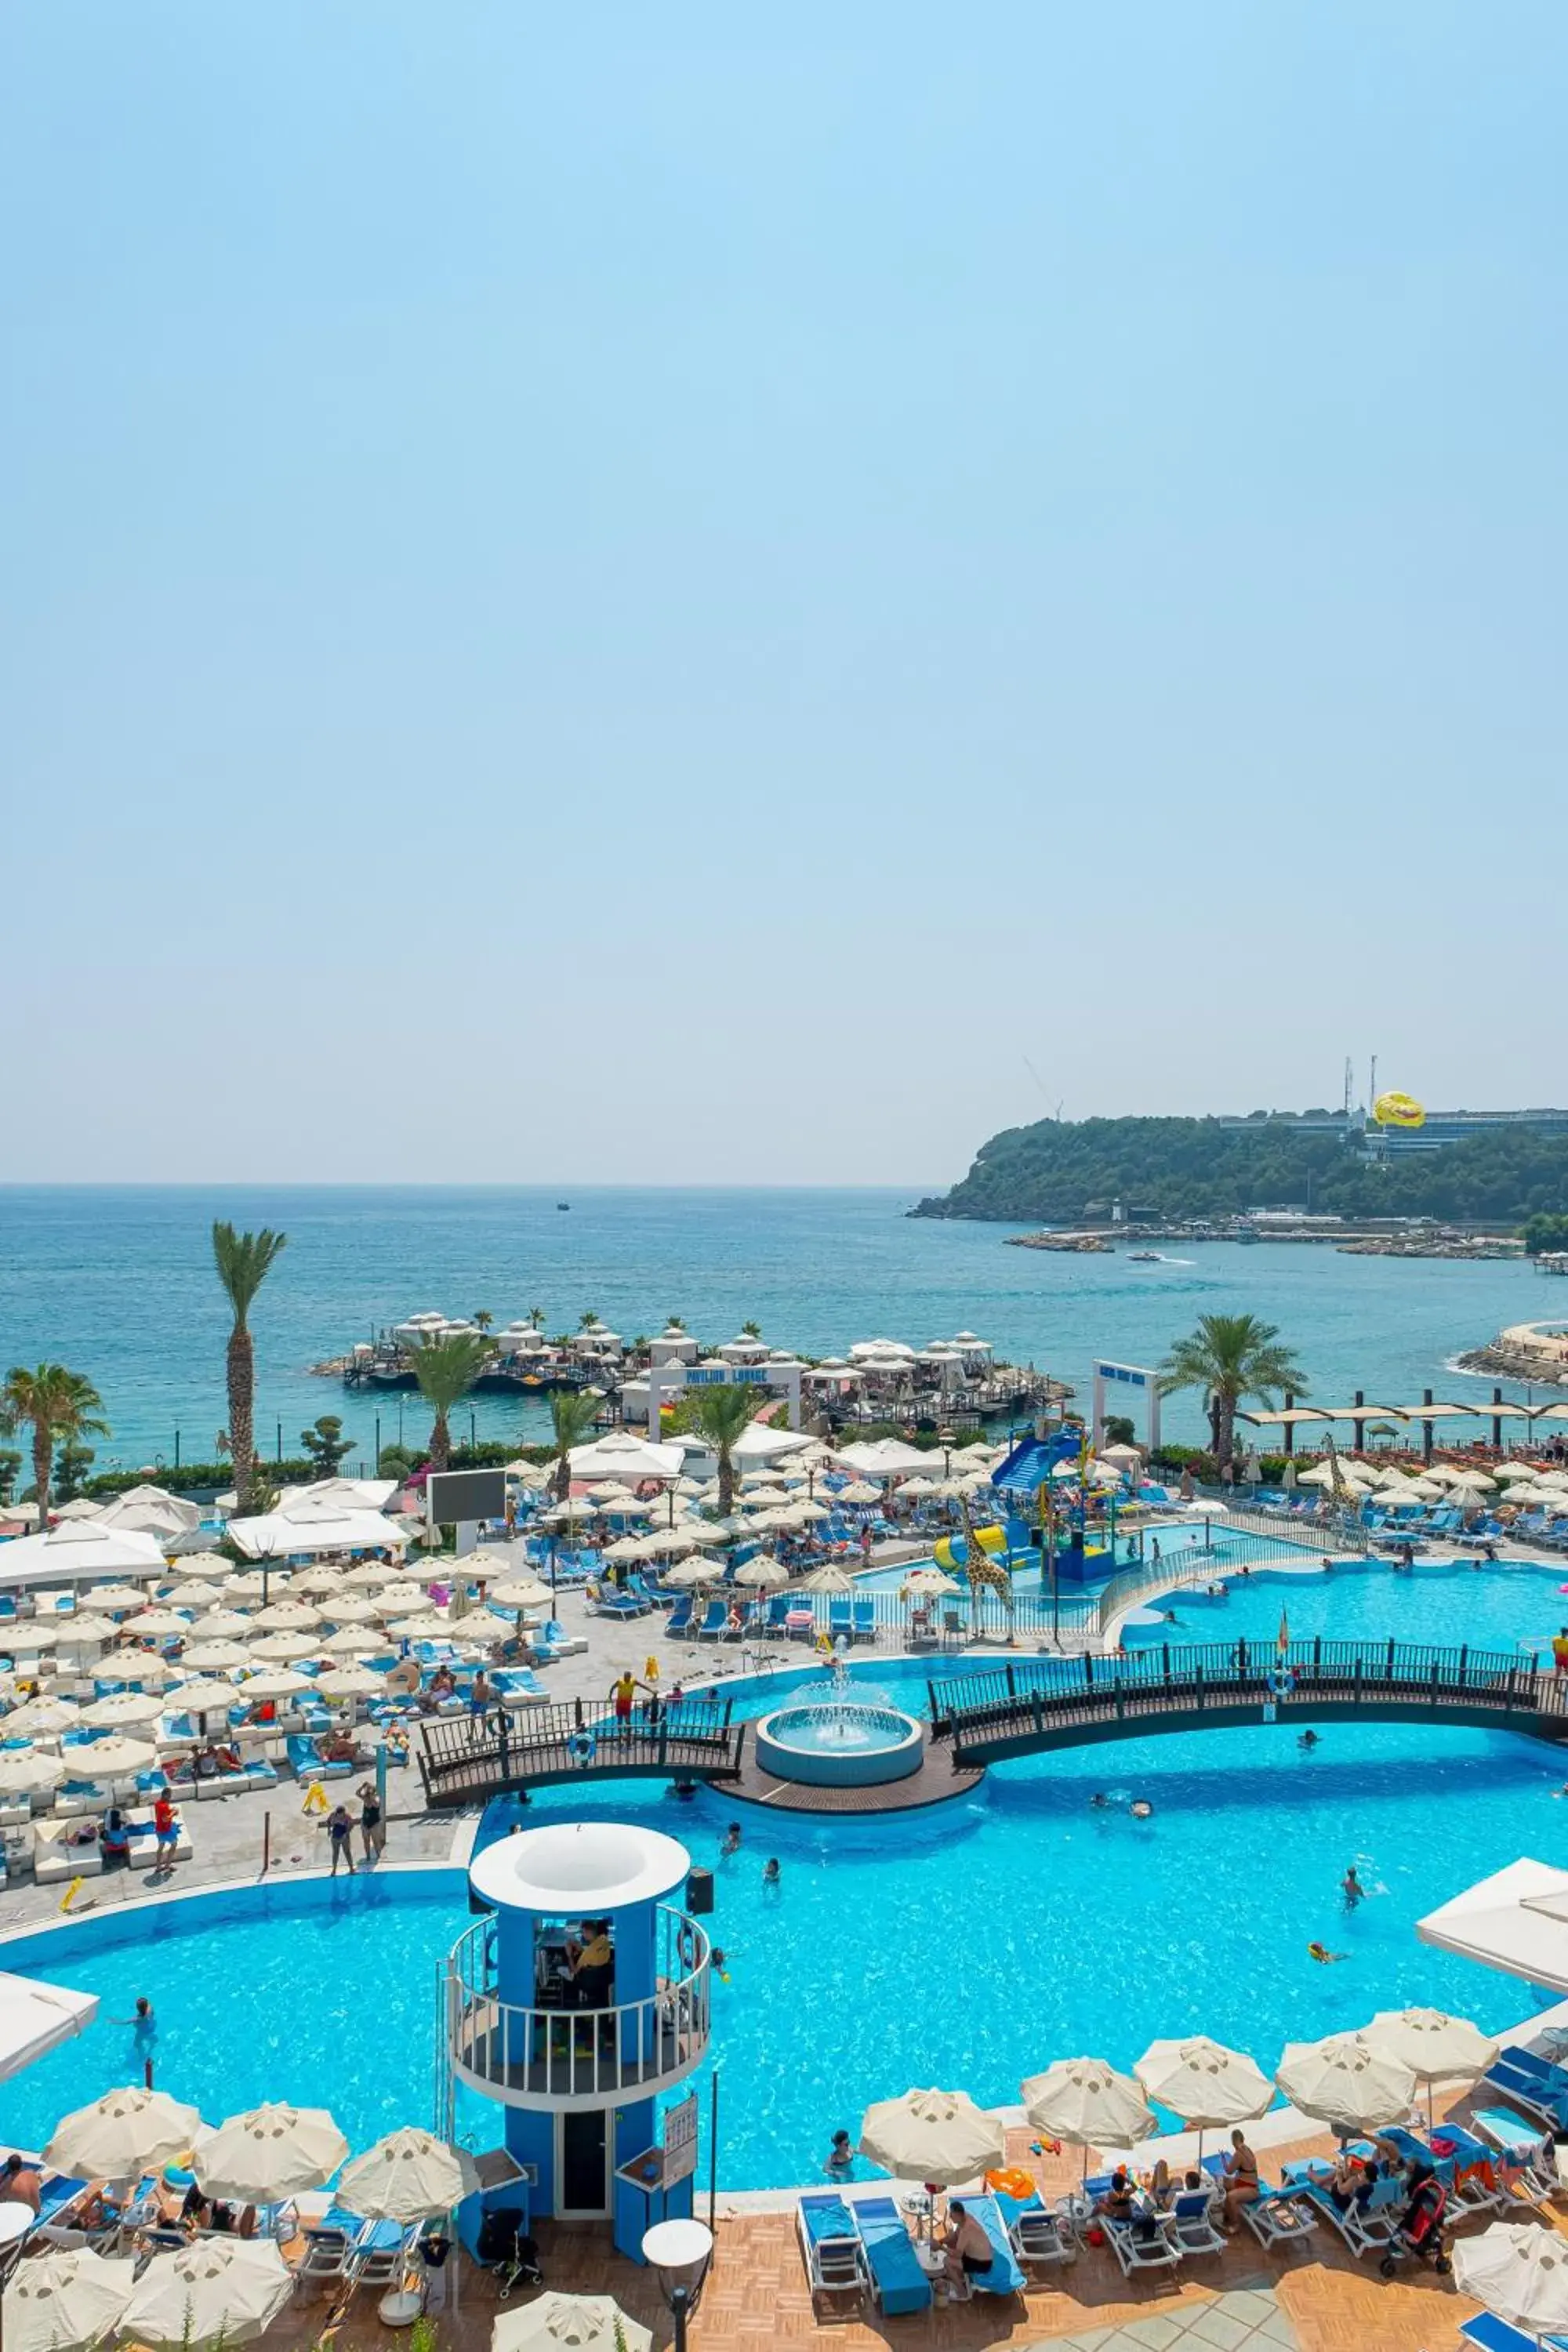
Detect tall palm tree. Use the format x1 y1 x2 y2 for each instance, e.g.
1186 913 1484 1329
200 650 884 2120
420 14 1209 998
547 1388 601 1501
528 1306 546 1330
692 1384 757 1515
409 1331 491 1475
741 1319 762 1340
473 1310 494 1334
1158 1313 1308 1472
0 1365 110 1529
212 1222 288 1515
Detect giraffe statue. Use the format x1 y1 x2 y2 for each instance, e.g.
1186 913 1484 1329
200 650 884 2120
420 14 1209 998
956 1489 1016 1643
1322 1432 1359 1540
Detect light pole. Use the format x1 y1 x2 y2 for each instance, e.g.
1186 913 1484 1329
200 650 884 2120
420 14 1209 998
642 2216 713 2352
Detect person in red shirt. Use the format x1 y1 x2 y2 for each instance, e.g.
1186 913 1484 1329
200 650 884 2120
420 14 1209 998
151 1794 179 1879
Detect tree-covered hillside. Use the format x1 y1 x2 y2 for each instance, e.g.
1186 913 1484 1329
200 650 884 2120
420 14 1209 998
911 1116 1568 1224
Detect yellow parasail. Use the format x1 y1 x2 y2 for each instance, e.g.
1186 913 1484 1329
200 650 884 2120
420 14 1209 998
1373 1091 1425 1129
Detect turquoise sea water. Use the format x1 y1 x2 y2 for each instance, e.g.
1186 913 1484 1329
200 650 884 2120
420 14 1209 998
0 1185 1554 1473
7 1565 1568 2189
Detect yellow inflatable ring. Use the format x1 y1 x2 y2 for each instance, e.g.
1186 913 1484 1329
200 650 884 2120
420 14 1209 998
985 2167 1037 2201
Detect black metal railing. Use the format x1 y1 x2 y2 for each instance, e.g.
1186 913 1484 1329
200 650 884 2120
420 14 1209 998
931 1636 1560 1763
417 1697 746 1806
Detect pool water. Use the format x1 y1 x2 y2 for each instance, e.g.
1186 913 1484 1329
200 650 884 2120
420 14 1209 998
6 1559 1568 2194
1129 1555 1568 1658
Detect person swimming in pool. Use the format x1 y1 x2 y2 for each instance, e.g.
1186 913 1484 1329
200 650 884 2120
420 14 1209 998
1308 1942 1348 1964
1341 1864 1364 1910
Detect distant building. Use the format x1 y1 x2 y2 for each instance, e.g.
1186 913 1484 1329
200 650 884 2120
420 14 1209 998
1368 1108 1568 1156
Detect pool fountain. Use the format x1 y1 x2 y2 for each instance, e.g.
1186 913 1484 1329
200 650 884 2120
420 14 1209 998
753 1646 926 1787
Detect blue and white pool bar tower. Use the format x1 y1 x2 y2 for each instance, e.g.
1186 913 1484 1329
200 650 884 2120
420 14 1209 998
446 1820 710 2259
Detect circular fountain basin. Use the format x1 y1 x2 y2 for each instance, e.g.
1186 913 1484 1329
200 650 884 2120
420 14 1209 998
754 1703 925 1788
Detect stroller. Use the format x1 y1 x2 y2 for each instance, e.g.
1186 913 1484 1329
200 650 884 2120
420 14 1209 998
475 2205 543 2298
1378 2171 1450 2277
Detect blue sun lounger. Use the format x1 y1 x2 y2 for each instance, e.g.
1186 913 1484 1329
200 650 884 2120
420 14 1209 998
795 2193 865 2309
1461 2312 1568 2352
850 2197 931 2314
960 2193 1025 2295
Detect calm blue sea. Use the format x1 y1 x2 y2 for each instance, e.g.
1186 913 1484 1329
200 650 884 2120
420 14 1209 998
0 1185 1554 1475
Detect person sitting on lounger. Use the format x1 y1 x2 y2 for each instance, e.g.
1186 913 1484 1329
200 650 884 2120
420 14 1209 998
1327 2149 1378 2215
429 1667 457 1700
1149 2158 1174 2210
100 1806 131 1864
318 1731 358 1764
1221 2129 1260 2230
941 2200 993 2288
1 2154 41 2213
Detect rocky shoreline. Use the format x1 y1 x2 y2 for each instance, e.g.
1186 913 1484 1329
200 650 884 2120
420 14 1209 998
1455 1321 1568 1387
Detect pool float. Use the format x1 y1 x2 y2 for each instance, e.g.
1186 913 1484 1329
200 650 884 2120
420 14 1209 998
1373 1090 1425 1130
985 2167 1038 2201
1266 1667 1296 1697
567 1730 597 1767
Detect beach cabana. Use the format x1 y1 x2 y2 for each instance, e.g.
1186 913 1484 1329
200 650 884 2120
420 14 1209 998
226 1502 409 1559
0 1523 167 1588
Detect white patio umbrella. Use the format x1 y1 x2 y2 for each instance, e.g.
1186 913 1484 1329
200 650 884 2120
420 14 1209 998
147 1580 222 1610
337 2127 481 2220
342 1560 400 1589
1452 2221 1568 2335
219 1572 285 1603
45 2085 203 2176
493 2295 652 2352
80 1689 165 1729
837 1483 880 1505
317 1626 382 1657
316 1664 386 1700
0 1621 73 1654
0 1747 67 1795
73 1736 158 1776
601 1537 647 1566
800 1563 853 1593
731 1555 789 1590
901 1566 960 1599
245 1631 320 1662
5 2245 136 2352
237 1668 314 1700
1133 2038 1273 2157
191 2102 349 2201
250 1599 323 1631
643 1528 699 1557
166 1679 242 1719
1361 2007 1499 2120
1275 2031 1417 2132
123 1610 192 1639
1446 1470 1498 1494
180 1640 249 1672
1023 2058 1157 2169
160 1552 231 1580
80 1583 155 1613
660 1558 717 1588
319 1595 381 1623
858 2088 1006 2185
292 1566 350 1597
122 2239 292 2349
488 1575 554 1608
370 1584 429 1616
186 1610 252 1639
387 1612 459 1641
4 1696 82 1736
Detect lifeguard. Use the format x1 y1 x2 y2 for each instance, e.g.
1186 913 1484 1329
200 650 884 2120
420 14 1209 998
1552 1627 1568 1679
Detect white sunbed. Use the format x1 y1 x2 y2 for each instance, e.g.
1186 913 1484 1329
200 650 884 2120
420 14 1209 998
1240 2181 1319 2249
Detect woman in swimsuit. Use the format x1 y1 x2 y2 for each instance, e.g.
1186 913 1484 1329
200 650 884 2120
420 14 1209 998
1221 2129 1260 2231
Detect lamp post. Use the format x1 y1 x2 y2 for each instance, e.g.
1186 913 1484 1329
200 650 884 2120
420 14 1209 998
641 2216 713 2352
938 1423 954 1480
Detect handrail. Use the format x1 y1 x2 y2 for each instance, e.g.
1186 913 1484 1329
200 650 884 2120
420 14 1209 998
417 1698 746 1805
932 1635 1555 1761
445 1903 710 2102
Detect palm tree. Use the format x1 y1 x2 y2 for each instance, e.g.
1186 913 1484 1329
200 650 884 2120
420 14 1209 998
409 1331 491 1475
547 1388 601 1501
1158 1313 1308 1472
741 1319 762 1339
0 1365 110 1528
212 1222 288 1514
691 1384 757 1515
473 1310 494 1334
528 1306 546 1330
666 1316 686 1331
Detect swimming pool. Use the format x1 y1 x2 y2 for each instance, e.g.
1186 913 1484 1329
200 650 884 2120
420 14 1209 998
5 1560 1568 2194
1119 1554 1568 1657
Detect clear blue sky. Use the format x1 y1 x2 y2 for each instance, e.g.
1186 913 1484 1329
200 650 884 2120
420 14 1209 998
4 3 1565 1185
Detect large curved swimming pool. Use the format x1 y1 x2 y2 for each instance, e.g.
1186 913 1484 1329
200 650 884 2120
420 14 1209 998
5 1559 1568 2193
